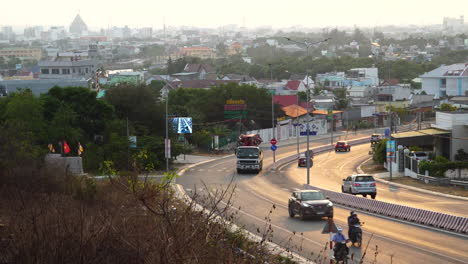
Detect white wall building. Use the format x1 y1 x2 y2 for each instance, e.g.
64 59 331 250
420 63 468 97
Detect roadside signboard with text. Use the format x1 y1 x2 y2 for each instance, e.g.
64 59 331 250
386 140 395 159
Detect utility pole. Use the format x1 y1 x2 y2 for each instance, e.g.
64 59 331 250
285 37 331 185
165 91 169 172
270 64 276 169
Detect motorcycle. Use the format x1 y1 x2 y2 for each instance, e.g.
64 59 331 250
333 240 349 264
349 224 362 247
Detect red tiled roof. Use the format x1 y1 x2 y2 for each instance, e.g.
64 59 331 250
286 80 301 90
380 78 400 86
273 95 298 107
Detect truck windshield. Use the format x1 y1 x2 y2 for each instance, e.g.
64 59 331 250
237 148 259 158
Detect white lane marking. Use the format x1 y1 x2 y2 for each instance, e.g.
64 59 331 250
338 153 369 172
217 199 323 247
240 188 468 263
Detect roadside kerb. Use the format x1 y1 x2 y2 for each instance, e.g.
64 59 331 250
357 157 468 202
301 184 468 234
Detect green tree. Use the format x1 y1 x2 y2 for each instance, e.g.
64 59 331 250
333 88 350 110
373 138 388 164
440 103 457 111
41 86 114 142
454 149 468 161
216 42 228 57
0 89 46 170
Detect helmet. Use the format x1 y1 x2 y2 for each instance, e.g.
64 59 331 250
337 227 343 233
350 211 355 215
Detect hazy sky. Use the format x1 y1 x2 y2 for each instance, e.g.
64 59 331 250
3 0 468 30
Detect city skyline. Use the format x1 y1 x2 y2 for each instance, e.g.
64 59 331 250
2 0 468 31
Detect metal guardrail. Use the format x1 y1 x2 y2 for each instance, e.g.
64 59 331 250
275 137 370 165
273 137 468 235
302 184 468 234
416 174 468 190
451 180 468 189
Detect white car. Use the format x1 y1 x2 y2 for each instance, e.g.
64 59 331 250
408 151 429 161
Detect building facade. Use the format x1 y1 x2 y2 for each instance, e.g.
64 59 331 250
0 47 43 61
420 63 468 97
39 59 100 79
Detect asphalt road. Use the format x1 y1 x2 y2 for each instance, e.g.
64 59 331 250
177 132 468 264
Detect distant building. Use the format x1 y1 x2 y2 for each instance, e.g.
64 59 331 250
221 74 257 85
177 47 216 59
38 53 100 79
0 47 43 62
0 79 89 96
182 63 214 80
345 67 379 86
69 14 88 37
107 71 144 86
443 16 465 31
316 72 346 88
420 63 468 97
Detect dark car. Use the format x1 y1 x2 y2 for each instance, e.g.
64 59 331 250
335 141 351 152
370 134 381 144
288 190 333 220
298 154 313 167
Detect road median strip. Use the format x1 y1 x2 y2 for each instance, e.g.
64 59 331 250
271 137 468 235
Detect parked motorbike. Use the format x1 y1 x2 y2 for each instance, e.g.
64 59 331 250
349 224 362 247
333 240 349 264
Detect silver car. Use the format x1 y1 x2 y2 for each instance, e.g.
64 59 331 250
341 174 377 199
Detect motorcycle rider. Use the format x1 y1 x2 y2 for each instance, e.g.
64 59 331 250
348 211 361 242
332 227 349 258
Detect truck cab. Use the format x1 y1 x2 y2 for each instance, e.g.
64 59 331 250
236 146 263 173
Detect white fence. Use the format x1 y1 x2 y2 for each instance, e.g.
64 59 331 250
246 119 328 143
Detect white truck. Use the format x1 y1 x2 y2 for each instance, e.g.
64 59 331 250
236 134 263 173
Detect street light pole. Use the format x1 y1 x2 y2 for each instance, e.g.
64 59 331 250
270 64 276 169
285 37 330 185
165 90 169 172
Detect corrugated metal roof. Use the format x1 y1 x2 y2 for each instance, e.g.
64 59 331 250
392 128 450 139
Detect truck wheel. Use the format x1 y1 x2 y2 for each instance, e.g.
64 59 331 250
341 186 346 193
371 193 376 199
363 194 367 198
237 169 241 174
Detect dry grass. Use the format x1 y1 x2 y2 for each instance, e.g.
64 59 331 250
360 159 386 174
0 168 285 264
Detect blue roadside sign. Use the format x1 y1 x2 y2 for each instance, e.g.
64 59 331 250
386 140 395 158
384 128 391 138
300 131 317 136
271 145 277 151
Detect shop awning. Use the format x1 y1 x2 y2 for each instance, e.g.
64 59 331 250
392 128 450 139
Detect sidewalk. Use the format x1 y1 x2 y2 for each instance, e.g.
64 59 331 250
357 159 468 201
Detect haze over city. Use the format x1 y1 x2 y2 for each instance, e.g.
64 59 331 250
3 0 468 29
